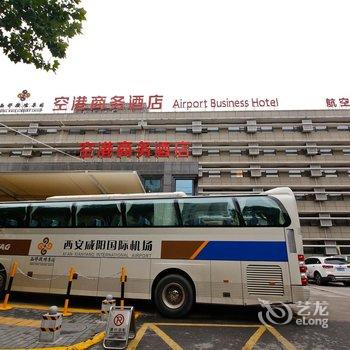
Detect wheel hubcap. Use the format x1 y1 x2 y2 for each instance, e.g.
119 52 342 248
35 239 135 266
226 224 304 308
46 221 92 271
162 282 185 309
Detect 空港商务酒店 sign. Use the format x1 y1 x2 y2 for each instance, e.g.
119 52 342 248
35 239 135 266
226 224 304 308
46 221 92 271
79 140 190 159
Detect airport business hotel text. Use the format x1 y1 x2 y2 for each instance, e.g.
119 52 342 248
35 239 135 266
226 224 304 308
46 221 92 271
172 97 279 110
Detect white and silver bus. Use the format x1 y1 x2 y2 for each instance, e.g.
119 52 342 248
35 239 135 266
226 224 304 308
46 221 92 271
0 187 309 317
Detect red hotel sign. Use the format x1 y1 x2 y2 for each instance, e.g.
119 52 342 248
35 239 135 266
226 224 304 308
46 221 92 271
53 95 163 112
80 141 190 159
325 97 350 108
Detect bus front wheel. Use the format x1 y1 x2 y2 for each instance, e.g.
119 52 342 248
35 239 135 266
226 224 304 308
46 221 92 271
154 274 194 318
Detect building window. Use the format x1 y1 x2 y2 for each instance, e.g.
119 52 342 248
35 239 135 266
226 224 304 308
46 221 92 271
336 125 349 131
265 170 278 177
285 149 298 155
263 149 276 155
142 177 162 193
98 129 111 134
231 170 244 177
69 129 85 135
260 126 273 132
282 126 295 132
289 170 302 177
148 128 166 133
323 170 337 178
207 149 220 155
175 179 195 195
228 126 241 132
319 148 332 155
315 125 327 131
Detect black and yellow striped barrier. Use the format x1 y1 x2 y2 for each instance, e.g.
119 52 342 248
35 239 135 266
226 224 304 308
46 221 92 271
0 261 18 311
120 266 127 309
62 266 76 317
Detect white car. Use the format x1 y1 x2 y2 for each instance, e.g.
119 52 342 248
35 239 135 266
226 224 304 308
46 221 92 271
304 256 350 286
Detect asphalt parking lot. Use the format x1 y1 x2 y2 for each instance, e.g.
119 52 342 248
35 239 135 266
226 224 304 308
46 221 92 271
0 284 349 350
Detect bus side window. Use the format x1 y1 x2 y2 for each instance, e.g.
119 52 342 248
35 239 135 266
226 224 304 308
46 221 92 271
236 196 288 227
153 199 179 226
178 197 240 227
75 201 122 227
29 203 72 228
125 201 154 227
125 199 179 227
0 204 27 228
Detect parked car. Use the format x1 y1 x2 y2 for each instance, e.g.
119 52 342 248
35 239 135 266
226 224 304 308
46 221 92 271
304 256 350 286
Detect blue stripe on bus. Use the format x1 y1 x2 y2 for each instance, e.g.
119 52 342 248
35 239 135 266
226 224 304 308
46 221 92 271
196 241 288 262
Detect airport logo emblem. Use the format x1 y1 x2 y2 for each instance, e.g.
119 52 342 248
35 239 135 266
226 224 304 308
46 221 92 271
37 237 53 255
17 90 31 101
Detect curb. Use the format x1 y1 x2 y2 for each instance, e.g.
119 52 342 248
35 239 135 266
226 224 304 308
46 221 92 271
10 303 101 314
0 331 106 350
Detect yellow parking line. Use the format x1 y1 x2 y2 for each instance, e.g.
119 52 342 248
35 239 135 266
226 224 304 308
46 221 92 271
266 325 297 350
155 322 261 328
0 330 106 350
128 323 149 350
0 316 40 328
149 324 183 350
242 325 266 350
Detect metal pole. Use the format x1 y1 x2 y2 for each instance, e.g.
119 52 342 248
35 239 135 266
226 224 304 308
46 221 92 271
62 267 75 317
0 261 18 311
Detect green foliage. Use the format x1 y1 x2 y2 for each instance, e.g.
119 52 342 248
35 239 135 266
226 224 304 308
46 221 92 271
0 0 86 72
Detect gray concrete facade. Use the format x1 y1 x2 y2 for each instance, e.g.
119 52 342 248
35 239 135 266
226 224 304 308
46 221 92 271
0 108 349 254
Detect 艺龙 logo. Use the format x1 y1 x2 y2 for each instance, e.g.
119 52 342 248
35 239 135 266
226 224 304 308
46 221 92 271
258 298 293 325
17 90 31 101
37 237 53 255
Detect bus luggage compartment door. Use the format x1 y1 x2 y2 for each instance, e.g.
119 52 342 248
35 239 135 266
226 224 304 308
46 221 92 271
241 261 292 305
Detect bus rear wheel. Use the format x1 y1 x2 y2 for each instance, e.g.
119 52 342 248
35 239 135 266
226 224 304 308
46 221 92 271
154 274 194 318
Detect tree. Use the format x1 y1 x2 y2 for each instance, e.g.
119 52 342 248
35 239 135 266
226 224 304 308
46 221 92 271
0 0 86 72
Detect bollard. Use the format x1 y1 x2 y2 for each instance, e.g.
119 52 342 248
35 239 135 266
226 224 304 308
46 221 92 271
120 266 127 310
62 266 75 317
100 294 116 321
103 266 136 348
39 306 62 343
0 261 18 311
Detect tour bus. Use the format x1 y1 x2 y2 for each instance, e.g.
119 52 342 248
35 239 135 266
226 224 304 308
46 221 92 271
0 187 309 317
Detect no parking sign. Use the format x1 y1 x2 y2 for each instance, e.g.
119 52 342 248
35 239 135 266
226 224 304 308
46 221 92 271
103 306 136 349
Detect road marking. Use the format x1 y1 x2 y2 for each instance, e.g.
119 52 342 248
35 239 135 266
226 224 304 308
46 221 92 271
0 311 141 350
0 316 40 328
149 324 183 350
127 323 149 350
266 325 297 350
155 322 262 328
0 330 105 350
241 325 266 350
311 286 350 298
128 323 183 350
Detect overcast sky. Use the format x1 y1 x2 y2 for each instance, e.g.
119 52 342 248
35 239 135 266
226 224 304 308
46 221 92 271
0 0 349 111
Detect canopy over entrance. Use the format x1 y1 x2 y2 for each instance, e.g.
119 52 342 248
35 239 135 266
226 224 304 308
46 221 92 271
0 171 145 201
